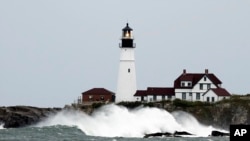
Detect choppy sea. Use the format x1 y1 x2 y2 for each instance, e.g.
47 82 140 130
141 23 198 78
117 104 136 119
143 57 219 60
0 125 229 141
0 104 229 141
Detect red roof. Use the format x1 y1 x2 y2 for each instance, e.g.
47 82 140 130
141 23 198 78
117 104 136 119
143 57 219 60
174 72 222 89
211 88 231 96
147 87 175 96
82 88 114 95
134 90 147 96
134 87 175 96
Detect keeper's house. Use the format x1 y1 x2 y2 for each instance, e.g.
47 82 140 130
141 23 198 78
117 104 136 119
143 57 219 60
134 69 231 103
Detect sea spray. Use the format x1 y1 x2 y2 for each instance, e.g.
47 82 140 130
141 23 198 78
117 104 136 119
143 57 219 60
0 123 4 129
35 104 220 137
172 111 214 136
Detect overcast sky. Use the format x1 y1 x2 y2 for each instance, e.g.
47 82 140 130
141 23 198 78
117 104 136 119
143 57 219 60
1 0 250 107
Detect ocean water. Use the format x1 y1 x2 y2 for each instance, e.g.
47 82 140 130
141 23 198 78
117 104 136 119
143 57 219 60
0 104 229 141
0 125 229 141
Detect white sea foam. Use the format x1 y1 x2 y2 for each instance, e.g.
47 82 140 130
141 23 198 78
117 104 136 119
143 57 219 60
172 111 215 137
35 104 225 137
0 123 4 129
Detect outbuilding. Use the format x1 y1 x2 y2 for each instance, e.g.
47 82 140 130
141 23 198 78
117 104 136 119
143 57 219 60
81 88 115 103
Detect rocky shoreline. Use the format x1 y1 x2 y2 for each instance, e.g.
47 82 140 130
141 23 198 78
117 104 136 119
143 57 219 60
0 96 249 130
0 106 61 128
0 105 232 138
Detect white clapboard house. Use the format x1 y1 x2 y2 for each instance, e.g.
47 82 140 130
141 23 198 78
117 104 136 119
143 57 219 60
134 69 231 103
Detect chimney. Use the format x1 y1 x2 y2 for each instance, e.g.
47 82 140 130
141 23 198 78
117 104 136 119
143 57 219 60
183 69 186 75
205 69 209 74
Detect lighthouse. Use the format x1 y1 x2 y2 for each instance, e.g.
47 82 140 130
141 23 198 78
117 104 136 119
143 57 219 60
116 23 137 102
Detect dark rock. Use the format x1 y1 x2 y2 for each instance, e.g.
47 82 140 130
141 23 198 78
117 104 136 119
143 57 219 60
211 130 230 136
144 131 194 138
144 132 172 138
0 106 61 128
174 131 193 137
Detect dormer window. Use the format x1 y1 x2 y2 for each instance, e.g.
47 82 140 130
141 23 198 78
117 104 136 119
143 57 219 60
181 81 192 87
181 82 185 87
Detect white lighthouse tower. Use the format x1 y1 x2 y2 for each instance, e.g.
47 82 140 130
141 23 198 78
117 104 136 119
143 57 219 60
116 23 137 102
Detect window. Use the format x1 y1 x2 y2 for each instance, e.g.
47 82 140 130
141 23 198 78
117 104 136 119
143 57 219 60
167 95 172 100
204 76 207 81
189 93 192 96
141 96 144 101
207 97 210 102
162 95 165 100
188 82 191 87
207 84 211 89
153 95 157 101
100 96 104 101
128 68 130 73
212 97 215 102
196 93 200 100
181 82 185 87
182 93 186 100
200 84 203 90
89 95 93 100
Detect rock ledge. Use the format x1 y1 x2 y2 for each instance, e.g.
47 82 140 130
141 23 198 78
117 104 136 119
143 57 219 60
0 106 61 128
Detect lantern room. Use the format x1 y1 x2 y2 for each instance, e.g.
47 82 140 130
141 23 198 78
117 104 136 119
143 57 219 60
122 23 133 39
120 23 135 48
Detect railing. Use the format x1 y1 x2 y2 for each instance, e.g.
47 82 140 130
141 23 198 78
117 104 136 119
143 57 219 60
119 43 136 48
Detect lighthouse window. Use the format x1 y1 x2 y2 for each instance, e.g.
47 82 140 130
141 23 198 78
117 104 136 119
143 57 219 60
125 31 129 37
128 68 130 73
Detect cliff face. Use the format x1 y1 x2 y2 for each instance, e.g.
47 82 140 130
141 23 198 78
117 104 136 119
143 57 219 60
0 106 61 128
161 97 250 130
114 96 250 130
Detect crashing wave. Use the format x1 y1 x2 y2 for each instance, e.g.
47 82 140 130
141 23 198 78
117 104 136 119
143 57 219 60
0 123 5 129
35 104 226 138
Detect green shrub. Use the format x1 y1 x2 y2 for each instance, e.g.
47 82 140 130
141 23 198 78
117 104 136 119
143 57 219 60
143 102 154 107
91 102 104 109
173 99 212 107
173 99 193 107
117 101 142 108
